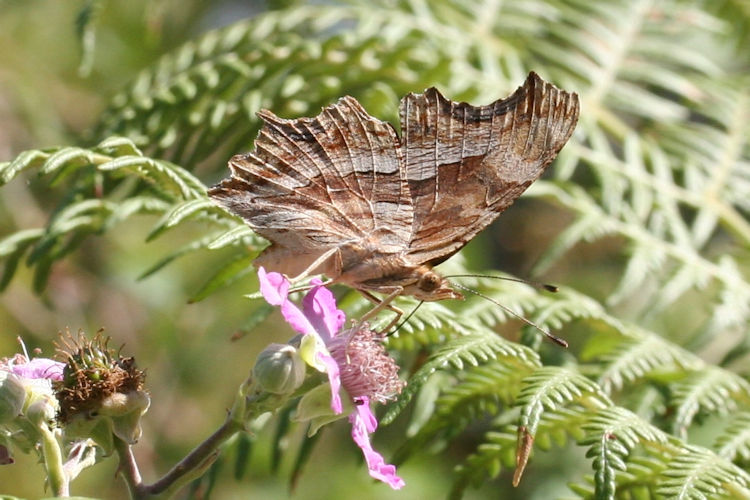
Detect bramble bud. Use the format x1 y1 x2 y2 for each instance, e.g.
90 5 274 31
25 394 57 427
253 344 306 395
0 371 25 424
100 391 150 444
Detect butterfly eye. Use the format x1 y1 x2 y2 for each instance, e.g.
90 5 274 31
418 272 441 292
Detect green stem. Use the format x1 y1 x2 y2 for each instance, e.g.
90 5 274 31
38 423 68 496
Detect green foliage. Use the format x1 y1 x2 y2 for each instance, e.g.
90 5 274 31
1 0 749 498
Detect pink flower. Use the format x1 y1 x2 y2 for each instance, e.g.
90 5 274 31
4 354 64 381
259 268 344 413
258 267 405 489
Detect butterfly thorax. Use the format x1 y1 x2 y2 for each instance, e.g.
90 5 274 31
336 248 462 301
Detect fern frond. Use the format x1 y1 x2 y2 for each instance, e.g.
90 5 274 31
436 360 533 417
515 366 609 435
390 362 531 466
385 299 475 347
658 444 750 499
669 367 750 438
146 198 228 241
451 430 517 499
382 331 539 425
187 252 257 304
593 333 701 394
715 412 750 463
0 138 223 290
205 225 259 250
532 178 750 341
136 233 237 281
398 277 750 497
580 406 669 499
96 6 457 165
0 229 45 290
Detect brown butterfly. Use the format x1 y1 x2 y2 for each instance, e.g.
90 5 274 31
209 72 579 315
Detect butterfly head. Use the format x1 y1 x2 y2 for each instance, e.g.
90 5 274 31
404 266 463 302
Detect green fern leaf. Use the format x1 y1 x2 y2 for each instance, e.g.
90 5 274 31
146 198 219 241
658 444 750 499
381 332 539 425
715 412 750 463
580 407 669 499
670 367 750 438
516 366 609 435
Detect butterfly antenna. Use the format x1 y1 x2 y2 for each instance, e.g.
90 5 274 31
385 301 424 337
449 281 568 348
445 274 558 292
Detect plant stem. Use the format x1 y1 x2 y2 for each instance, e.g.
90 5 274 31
142 417 243 497
114 438 143 499
38 423 68 496
115 382 281 498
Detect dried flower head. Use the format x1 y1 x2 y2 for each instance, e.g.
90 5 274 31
54 330 145 425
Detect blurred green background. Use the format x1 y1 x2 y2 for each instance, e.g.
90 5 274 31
1 0 749 498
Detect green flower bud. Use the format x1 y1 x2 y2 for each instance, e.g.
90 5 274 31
0 371 25 424
61 390 151 453
23 378 59 415
25 394 57 427
100 391 150 444
253 344 306 395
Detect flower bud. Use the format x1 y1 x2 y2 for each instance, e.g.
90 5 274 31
253 344 306 394
25 394 57 427
100 391 150 444
0 371 25 424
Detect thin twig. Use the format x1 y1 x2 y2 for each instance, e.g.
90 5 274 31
141 417 242 496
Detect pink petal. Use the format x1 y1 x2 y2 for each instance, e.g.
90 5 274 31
11 358 64 381
302 280 346 342
257 269 344 414
349 397 405 489
279 300 320 337
317 351 342 414
258 268 317 336
258 267 289 306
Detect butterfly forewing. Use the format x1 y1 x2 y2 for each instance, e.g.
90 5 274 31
210 97 412 276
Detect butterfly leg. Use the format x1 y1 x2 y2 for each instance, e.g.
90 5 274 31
286 247 340 285
357 288 404 332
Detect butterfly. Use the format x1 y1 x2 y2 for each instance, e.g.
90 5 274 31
209 72 579 315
